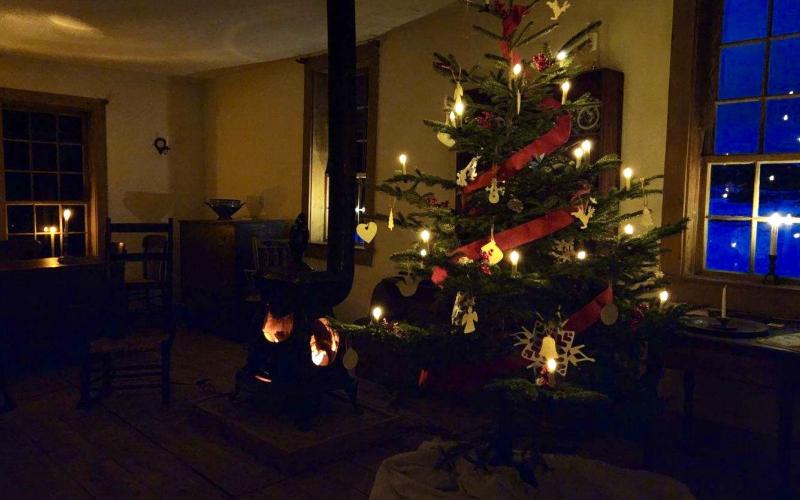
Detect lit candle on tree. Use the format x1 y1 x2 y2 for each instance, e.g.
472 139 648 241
560 80 571 105
573 146 584 168
398 153 408 175
658 289 670 312
623 167 633 190
371 306 383 323
509 250 520 277
420 229 431 251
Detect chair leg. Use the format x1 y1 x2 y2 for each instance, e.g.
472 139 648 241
161 343 172 405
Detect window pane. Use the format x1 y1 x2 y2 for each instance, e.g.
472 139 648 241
65 233 86 256
59 145 83 172
2 110 28 140
64 205 86 232
60 174 84 200
758 163 800 216
7 205 34 233
764 98 800 153
709 163 755 216
3 140 29 170
715 102 761 154
31 142 57 171
30 112 57 141
58 115 82 143
5 172 31 200
772 0 800 36
706 220 752 272
768 38 800 96
33 173 58 200
722 0 769 42
35 205 59 231
719 43 765 99
754 222 800 278
36 234 61 257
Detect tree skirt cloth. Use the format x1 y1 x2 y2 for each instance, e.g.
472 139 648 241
370 440 694 499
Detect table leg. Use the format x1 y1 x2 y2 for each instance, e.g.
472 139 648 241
777 372 794 498
682 370 695 449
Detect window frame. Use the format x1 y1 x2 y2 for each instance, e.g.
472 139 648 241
663 0 800 318
300 41 379 266
0 87 108 258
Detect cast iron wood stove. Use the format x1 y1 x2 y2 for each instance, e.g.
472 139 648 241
233 272 359 429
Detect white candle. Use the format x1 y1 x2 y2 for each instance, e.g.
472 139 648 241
398 153 408 175
768 212 782 256
560 81 571 105
371 306 383 323
62 208 72 257
509 250 520 276
573 147 584 168
658 290 669 312
48 226 56 257
721 285 727 319
623 167 633 190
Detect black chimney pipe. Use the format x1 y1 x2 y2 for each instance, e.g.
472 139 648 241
323 0 357 306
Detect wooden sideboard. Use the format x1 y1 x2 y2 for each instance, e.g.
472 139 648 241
179 219 291 339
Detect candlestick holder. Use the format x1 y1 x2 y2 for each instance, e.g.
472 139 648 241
763 254 780 285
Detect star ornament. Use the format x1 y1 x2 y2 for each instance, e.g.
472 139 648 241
513 319 595 376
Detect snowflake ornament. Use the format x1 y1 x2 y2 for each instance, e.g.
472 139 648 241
514 318 595 376
550 239 576 264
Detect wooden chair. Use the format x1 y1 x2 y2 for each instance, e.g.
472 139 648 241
78 219 175 408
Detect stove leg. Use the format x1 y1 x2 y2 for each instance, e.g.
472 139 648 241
346 378 362 415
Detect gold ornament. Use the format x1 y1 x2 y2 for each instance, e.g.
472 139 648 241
356 222 377 243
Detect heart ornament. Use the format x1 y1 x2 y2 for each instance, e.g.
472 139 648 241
356 222 378 243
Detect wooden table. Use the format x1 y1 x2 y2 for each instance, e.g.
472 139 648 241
664 328 800 496
0 257 109 409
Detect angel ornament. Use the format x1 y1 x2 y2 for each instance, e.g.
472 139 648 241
462 304 478 334
571 197 596 229
547 0 571 20
486 177 504 204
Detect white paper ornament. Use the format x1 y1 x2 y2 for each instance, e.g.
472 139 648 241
480 239 504 265
547 0 571 20
462 306 478 334
514 319 595 377
356 222 377 243
451 291 464 325
437 131 456 148
388 207 394 231
343 348 359 370
487 178 501 204
600 303 619 325
571 198 596 229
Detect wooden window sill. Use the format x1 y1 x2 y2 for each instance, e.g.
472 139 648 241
305 242 374 266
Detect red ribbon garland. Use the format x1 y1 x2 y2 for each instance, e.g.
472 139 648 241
463 99 572 196
564 285 614 333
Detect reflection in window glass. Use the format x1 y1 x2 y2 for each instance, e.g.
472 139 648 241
754 222 800 278
772 0 800 36
722 0 769 42
765 99 800 153
708 163 754 216
768 38 800 95
715 102 761 154
758 163 800 216
719 43 765 99
4 141 29 170
7 205 33 233
706 220 752 272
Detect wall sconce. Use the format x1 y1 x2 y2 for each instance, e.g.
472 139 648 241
153 136 171 155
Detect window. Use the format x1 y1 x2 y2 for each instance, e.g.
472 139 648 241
0 88 107 258
700 0 800 280
301 42 378 264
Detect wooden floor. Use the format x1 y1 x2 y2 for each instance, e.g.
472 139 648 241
1 328 798 499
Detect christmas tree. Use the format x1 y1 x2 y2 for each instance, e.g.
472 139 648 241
368 0 688 397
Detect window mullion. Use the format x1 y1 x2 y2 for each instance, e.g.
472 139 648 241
750 162 762 272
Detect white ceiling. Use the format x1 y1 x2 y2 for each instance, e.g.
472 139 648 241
0 0 454 77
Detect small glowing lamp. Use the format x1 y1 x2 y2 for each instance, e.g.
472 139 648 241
659 290 670 304
371 306 384 322
398 153 408 167
556 51 568 61
580 139 592 155
560 80 571 105
576 249 587 260
419 248 428 257
509 250 520 275
546 358 558 373
623 223 635 235
420 229 431 243
63 208 72 222
512 63 523 76
573 146 584 166
454 100 465 116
